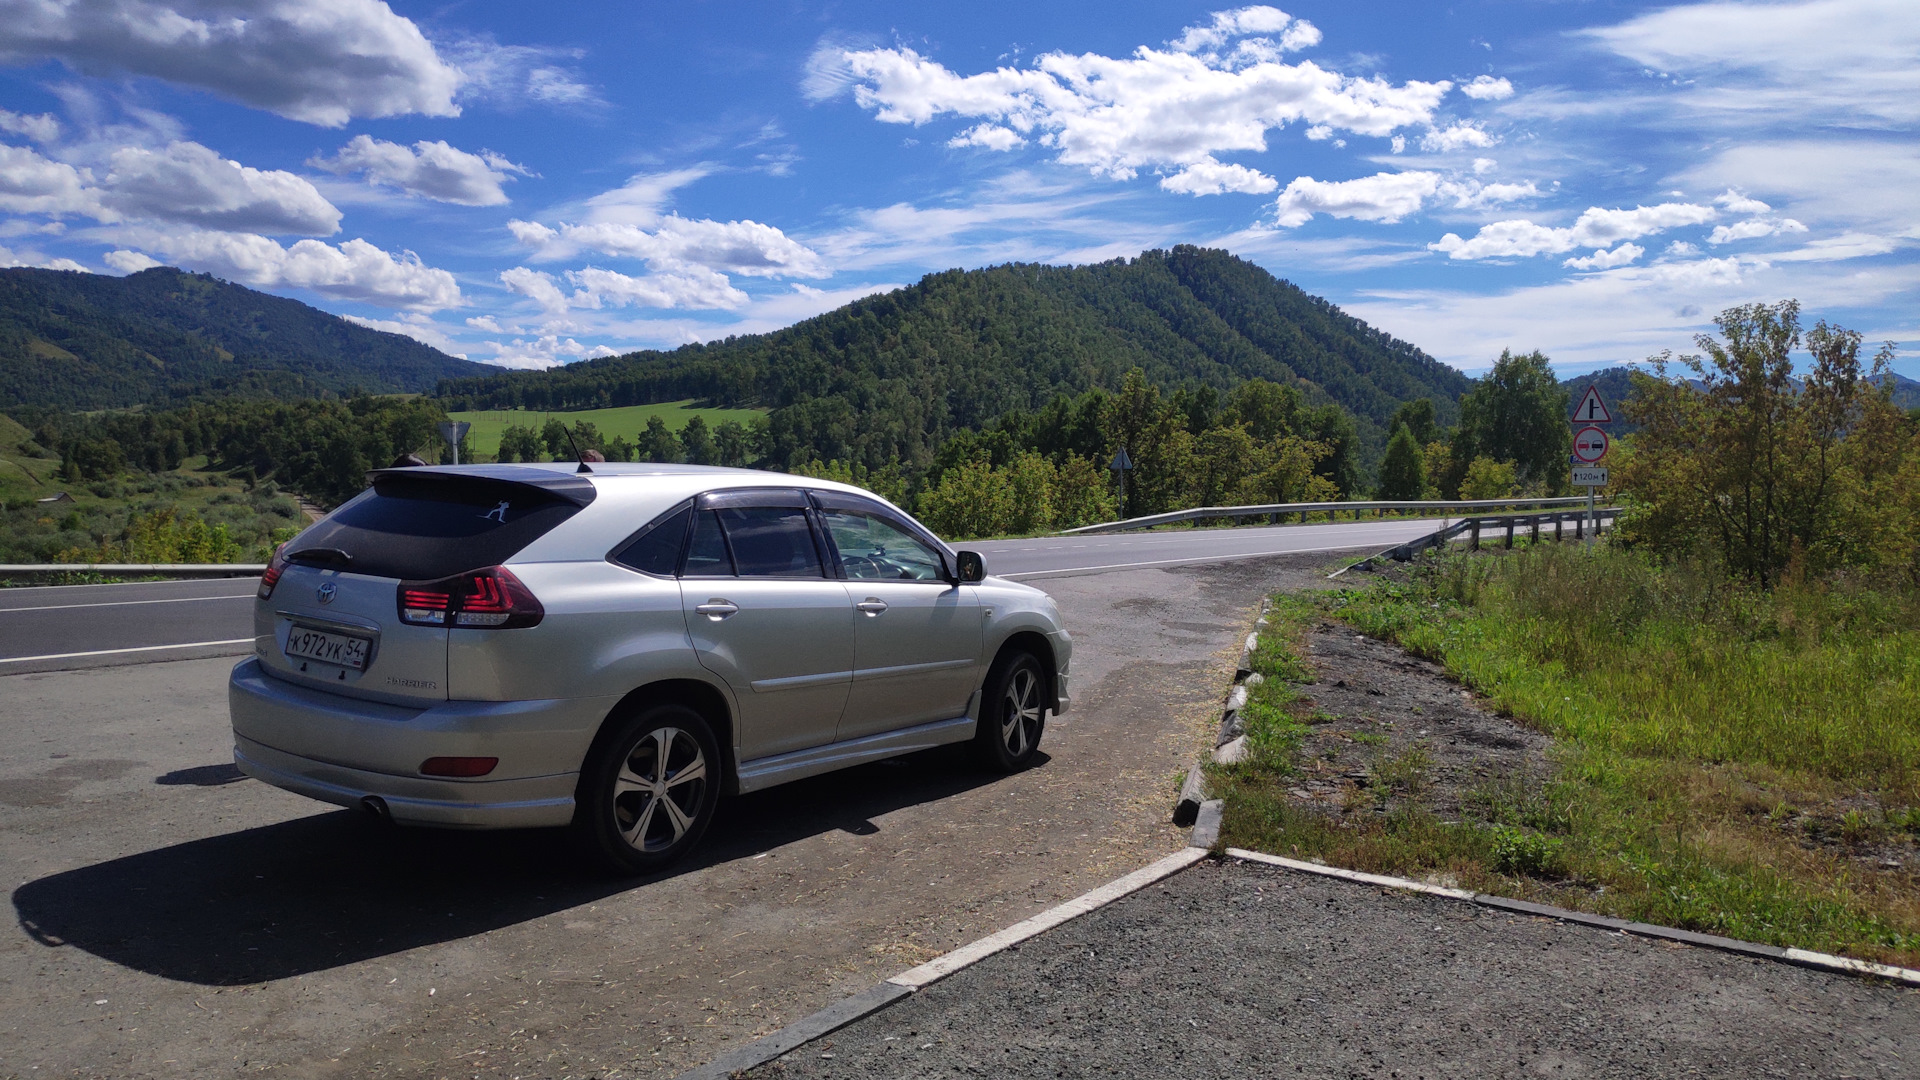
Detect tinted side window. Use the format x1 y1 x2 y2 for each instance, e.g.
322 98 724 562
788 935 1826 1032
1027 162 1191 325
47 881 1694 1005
613 504 692 576
719 507 824 578
820 510 947 580
683 510 734 576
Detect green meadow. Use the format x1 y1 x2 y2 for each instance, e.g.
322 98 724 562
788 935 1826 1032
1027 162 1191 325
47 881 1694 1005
447 400 765 460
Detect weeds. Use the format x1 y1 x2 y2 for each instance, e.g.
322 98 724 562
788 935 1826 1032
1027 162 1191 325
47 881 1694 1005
1240 543 1920 967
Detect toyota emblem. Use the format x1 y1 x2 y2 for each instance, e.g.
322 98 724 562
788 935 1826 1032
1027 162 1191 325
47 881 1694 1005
316 582 336 605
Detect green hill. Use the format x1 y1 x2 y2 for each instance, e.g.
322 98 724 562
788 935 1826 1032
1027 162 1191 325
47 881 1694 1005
0 266 492 410
437 246 1472 470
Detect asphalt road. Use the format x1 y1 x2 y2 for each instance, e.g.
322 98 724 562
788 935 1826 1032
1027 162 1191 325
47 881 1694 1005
746 858 1920 1080
0 517 1447 673
0 550 1322 1079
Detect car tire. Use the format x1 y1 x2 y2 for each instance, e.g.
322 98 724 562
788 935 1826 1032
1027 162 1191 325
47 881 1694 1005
574 704 721 875
976 650 1046 772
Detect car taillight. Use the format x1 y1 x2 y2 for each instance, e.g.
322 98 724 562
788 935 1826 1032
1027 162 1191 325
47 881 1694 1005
395 566 544 629
258 543 289 600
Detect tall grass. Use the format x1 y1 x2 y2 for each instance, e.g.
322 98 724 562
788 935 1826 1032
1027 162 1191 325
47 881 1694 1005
1339 545 1920 797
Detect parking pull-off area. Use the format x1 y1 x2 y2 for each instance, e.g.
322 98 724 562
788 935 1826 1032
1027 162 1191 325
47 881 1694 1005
4 551 1916 1079
0 556 1284 1078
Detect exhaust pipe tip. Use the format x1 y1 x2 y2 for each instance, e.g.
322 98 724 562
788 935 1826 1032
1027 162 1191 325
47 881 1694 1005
359 795 393 824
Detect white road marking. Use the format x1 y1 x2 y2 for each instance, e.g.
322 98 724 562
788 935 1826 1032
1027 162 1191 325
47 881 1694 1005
0 594 255 614
0 638 254 664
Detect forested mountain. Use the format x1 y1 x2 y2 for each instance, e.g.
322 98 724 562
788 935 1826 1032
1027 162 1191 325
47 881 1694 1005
0 266 491 410
438 246 1472 470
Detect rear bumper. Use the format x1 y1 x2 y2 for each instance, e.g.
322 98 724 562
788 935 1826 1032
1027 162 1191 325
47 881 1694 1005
228 657 608 828
234 736 577 828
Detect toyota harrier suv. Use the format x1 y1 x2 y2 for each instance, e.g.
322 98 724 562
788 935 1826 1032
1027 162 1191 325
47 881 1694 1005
228 463 1071 873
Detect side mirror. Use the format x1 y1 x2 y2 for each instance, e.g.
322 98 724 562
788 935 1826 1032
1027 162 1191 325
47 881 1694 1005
955 550 987 583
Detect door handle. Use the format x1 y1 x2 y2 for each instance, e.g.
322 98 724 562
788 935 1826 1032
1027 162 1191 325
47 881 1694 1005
855 598 888 616
695 599 739 620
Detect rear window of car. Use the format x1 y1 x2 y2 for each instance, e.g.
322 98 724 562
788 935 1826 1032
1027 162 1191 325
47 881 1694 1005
290 476 582 580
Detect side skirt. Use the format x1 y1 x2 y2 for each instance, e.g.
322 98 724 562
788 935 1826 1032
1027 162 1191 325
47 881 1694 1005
734 715 976 794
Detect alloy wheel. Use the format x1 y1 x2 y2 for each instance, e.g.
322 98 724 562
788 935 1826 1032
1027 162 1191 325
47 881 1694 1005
611 726 709 853
1000 666 1043 758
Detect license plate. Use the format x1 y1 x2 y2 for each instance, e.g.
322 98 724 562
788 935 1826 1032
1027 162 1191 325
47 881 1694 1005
284 625 372 670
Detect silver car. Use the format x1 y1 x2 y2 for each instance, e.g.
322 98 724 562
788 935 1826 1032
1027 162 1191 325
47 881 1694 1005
228 463 1071 873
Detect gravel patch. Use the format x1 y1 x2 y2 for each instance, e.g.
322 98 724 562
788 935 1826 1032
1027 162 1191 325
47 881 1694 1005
745 857 1920 1079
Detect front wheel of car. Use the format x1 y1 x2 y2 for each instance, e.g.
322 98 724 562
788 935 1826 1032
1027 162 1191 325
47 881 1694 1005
574 704 721 875
976 651 1046 772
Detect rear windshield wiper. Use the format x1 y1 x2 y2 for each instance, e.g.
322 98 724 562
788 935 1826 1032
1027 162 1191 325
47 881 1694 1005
286 547 354 568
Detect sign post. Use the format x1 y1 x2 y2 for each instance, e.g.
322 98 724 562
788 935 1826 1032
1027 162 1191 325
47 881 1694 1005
1108 447 1133 521
1569 387 1613 545
437 420 471 466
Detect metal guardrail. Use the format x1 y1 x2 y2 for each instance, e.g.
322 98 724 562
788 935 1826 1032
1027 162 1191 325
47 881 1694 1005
0 563 267 578
1060 496 1604 535
1335 507 1622 576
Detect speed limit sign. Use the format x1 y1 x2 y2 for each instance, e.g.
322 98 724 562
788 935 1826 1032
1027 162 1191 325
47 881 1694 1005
1572 425 1610 464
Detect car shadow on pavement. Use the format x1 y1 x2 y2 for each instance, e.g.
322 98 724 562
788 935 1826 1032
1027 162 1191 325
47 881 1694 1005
12 743 1029 986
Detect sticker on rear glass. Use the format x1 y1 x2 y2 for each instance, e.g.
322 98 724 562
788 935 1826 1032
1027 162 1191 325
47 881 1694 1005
482 501 509 523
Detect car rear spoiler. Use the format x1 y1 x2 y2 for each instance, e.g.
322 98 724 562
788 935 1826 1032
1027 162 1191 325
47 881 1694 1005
363 465 598 507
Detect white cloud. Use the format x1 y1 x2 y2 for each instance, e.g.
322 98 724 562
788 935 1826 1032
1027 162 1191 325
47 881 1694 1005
0 241 86 271
1274 170 1440 227
516 215 829 278
103 248 160 273
0 0 463 127
1677 140 1920 235
0 143 97 217
1168 6 1322 62
444 40 602 110
814 12 1450 182
1770 232 1901 262
0 108 59 143
111 228 461 309
948 124 1025 151
500 266 569 314
101 141 339 234
1563 243 1644 270
1430 202 1718 259
1269 170 1536 228
1585 0 1920 126
465 314 506 333
1714 189 1771 215
1472 157 1496 175
1708 218 1807 244
1419 123 1496 152
311 136 527 206
565 265 747 311
339 312 466 357
482 333 616 370
1160 158 1278 196
1459 75 1513 101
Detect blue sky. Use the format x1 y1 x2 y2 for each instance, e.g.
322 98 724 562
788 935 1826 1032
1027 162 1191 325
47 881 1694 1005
0 0 1914 376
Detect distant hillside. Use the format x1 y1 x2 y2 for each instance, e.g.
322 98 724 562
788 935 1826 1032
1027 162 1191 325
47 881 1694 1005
438 246 1473 470
1560 367 1920 433
0 266 491 410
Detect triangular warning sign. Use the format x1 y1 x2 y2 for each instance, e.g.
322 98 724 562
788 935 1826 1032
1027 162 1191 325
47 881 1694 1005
1573 385 1612 424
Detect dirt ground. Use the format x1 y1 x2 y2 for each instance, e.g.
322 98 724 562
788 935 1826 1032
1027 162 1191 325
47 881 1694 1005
1287 620 1555 820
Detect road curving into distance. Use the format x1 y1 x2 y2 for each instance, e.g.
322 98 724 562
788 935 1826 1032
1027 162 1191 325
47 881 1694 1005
0 517 1449 673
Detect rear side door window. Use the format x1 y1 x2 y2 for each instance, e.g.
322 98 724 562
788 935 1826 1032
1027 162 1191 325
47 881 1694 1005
718 506 825 578
682 509 734 577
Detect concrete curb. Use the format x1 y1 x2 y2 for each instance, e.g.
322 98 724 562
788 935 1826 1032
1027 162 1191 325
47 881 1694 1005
1224 847 1920 988
672 847 1209 1079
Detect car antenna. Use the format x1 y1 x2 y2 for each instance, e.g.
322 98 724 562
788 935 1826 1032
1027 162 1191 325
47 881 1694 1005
561 423 593 473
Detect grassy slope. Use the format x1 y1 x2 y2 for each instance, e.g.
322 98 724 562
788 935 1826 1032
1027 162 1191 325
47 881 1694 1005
447 400 765 459
3 417 306 567
1214 547 1920 968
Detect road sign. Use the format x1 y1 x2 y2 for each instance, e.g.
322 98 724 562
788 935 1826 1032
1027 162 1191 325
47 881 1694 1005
437 420 471 466
1572 425 1610 464
1572 466 1608 487
1108 447 1133 472
1573 385 1612 424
